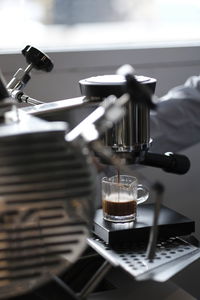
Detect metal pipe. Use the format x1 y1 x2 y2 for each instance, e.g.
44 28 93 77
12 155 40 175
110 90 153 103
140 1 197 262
79 261 112 299
21 97 86 116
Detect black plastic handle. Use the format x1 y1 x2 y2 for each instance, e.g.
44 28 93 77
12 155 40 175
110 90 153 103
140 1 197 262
141 152 190 175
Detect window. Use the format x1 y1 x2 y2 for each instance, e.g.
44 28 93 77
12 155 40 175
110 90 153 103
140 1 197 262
0 0 200 51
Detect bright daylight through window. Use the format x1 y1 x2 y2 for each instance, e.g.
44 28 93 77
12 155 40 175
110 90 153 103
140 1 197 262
0 0 200 51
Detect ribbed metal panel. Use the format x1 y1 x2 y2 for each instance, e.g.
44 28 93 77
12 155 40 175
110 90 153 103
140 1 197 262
0 128 95 298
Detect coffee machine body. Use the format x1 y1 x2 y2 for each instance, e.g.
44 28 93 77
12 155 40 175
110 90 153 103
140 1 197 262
79 74 156 161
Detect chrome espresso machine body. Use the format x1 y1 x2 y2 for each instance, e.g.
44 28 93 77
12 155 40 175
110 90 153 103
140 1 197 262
0 45 200 299
79 73 156 157
79 70 190 174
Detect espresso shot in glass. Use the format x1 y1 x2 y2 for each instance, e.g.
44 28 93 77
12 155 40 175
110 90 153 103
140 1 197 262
102 175 149 223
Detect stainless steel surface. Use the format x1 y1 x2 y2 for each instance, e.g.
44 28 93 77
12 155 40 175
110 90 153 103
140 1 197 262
106 99 139 151
66 95 129 143
7 63 33 93
21 96 86 116
138 103 150 145
88 236 200 282
20 95 44 105
7 68 28 91
79 72 155 156
0 110 96 298
105 101 150 153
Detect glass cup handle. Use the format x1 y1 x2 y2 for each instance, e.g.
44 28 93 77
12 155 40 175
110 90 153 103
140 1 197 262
137 184 149 204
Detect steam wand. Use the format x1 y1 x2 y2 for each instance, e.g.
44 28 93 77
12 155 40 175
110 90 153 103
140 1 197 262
146 182 164 261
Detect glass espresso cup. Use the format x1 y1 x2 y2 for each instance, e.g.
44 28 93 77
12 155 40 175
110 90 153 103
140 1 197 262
102 175 149 223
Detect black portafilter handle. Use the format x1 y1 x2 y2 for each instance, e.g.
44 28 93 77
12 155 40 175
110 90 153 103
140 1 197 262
141 152 190 175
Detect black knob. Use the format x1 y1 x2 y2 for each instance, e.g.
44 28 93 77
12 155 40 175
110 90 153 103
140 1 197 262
22 45 54 72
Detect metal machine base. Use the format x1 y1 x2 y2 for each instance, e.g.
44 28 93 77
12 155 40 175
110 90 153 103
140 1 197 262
88 235 200 282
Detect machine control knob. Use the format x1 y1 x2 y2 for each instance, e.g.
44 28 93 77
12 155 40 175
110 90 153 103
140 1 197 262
22 45 54 72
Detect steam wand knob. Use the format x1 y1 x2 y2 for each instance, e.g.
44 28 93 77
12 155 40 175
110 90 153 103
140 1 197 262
21 45 54 73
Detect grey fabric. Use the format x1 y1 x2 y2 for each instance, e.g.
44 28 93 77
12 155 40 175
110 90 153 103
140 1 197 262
150 75 200 153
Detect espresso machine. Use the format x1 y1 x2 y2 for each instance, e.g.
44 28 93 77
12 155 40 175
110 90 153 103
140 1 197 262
1 45 200 299
13 46 190 174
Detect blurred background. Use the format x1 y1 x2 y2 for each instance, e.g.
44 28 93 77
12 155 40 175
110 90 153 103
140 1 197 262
0 0 200 50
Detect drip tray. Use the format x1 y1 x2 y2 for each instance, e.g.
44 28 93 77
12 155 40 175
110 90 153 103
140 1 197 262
89 204 199 282
88 236 200 282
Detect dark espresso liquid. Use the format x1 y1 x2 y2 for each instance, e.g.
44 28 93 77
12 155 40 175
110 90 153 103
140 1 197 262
103 194 137 216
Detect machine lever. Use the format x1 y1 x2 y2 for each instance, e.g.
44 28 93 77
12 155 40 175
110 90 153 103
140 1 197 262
117 64 157 110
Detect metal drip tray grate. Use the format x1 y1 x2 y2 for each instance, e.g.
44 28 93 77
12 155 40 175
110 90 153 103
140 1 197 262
88 236 200 282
